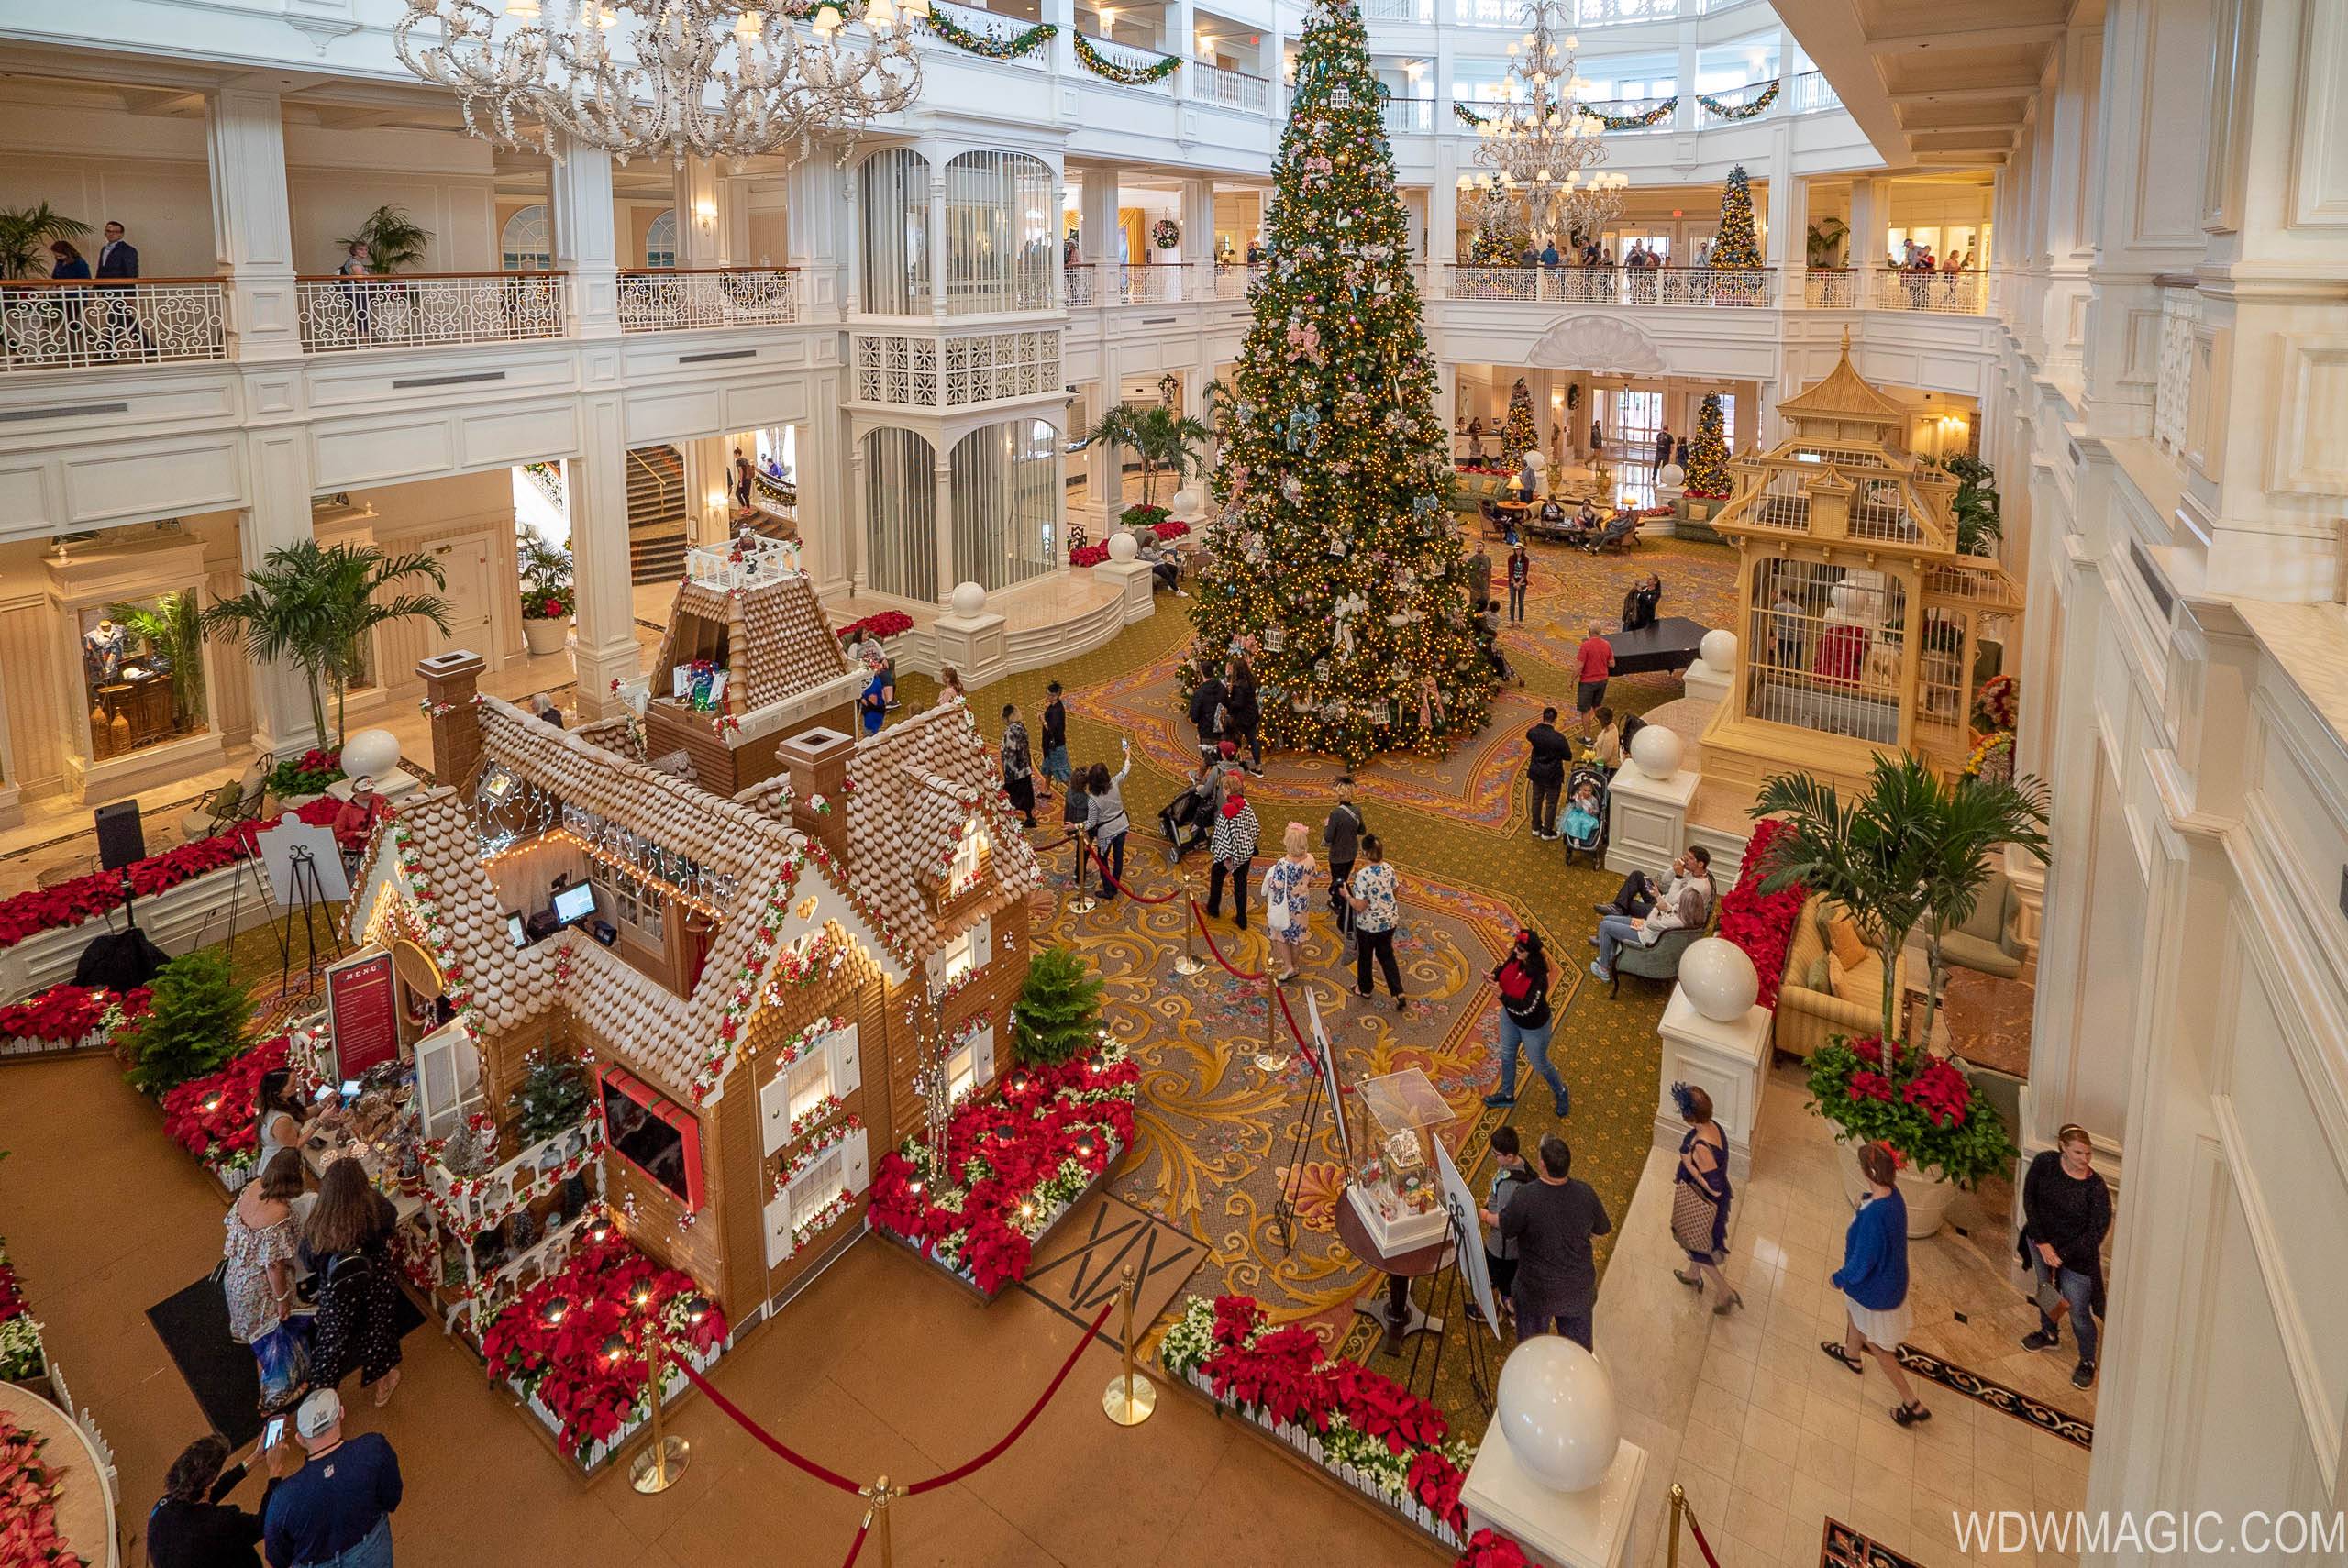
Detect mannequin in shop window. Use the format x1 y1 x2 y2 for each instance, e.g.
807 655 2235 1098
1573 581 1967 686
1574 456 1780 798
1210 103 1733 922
83 617 127 685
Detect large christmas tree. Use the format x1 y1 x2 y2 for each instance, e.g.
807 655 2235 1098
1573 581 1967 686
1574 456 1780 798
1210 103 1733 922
1194 0 1493 763
1684 392 1732 498
1500 377 1540 464
1711 165 1762 270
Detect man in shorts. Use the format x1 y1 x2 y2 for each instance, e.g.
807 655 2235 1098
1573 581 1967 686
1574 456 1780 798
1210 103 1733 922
1574 623 1613 737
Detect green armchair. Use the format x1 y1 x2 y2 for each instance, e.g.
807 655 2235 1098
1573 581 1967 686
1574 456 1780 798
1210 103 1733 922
1930 867 2027 981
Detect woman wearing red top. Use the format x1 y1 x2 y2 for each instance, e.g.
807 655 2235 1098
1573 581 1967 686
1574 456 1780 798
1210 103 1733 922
1574 624 1613 734
1484 930 1568 1115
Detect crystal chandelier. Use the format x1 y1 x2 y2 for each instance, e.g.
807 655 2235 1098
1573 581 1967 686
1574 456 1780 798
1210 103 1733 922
393 0 930 168
1465 0 1629 245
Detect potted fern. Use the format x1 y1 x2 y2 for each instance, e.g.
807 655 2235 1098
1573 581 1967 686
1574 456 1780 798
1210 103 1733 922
517 526 574 657
1752 754 2047 1234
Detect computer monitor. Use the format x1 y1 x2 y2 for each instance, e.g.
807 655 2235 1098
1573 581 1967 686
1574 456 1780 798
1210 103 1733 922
551 881 597 927
505 911 528 948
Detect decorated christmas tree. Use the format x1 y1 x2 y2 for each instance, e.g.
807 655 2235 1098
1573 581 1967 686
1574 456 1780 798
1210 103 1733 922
1193 0 1494 763
1500 377 1540 463
1711 165 1762 271
1684 392 1732 498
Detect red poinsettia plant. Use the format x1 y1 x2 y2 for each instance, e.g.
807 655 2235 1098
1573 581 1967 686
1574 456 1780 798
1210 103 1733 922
1715 817 1809 1010
0 984 149 1045
0 1415 79 1565
1806 1033 2017 1189
0 796 343 952
1453 1529 1533 1568
1150 518 1191 542
160 1034 292 1170
481 1233 728 1459
868 1045 1137 1296
836 610 914 643
1068 542 1111 568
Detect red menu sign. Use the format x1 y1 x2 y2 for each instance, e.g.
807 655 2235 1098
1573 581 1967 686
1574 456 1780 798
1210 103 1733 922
327 950 399 1081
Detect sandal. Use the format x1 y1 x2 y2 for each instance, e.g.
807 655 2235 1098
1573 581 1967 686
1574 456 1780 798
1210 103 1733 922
1820 1342 1865 1375
371 1367 402 1408
1891 1400 1932 1426
1672 1269 1702 1290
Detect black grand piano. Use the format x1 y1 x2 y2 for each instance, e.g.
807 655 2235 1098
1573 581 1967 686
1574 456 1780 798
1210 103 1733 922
1605 616 1712 677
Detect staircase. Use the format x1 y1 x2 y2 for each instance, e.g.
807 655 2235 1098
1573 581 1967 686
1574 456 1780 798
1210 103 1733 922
626 445 689 584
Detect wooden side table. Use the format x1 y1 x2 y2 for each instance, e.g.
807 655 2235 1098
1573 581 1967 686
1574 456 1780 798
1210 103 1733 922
1333 1187 1453 1358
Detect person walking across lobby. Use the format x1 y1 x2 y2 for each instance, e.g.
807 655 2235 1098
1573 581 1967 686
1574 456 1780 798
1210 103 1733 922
1574 624 1614 737
2018 1123 2111 1390
1322 776 1366 951
1505 543 1530 623
1499 1134 1611 1350
1523 706 1572 842
1822 1140 1931 1425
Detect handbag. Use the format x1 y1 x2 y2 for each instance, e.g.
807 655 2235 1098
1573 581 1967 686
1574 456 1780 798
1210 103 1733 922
253 1318 310 1410
1670 1175 1722 1254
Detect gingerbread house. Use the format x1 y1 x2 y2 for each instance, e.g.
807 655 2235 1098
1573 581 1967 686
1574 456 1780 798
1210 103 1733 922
343 647 1039 1342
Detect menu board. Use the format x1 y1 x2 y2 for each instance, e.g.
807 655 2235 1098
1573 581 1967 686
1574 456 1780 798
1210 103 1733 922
326 949 400 1080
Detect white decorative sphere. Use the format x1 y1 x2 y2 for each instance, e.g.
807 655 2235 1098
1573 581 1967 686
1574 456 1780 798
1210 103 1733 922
339 728 400 786
1658 461 1687 488
1678 936 1760 1022
1494 1336 1621 1494
1700 628 1738 672
949 580 989 617
1168 484 1204 519
1628 723 1683 779
1105 529 1140 564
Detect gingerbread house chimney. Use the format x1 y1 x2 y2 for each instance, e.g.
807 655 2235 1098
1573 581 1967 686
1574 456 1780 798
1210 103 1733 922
777 724 856 863
416 650 486 791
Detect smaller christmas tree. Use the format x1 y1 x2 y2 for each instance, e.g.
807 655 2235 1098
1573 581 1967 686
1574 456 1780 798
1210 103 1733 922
516 1046 593 1145
1711 166 1762 271
1010 945 1105 1067
1685 392 1732 498
1500 376 1541 463
125 951 253 1093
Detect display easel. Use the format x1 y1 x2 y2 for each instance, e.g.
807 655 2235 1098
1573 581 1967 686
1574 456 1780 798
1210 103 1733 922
1408 1193 1498 1413
1270 991 1352 1254
253 814 350 996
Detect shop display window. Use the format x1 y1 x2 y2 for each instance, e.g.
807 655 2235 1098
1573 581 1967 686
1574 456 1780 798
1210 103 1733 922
80 591 208 759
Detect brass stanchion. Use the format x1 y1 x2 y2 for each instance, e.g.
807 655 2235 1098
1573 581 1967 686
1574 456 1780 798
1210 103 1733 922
860 1474 899 1568
1102 1263 1157 1425
626 1324 690 1494
1171 858 1206 977
1069 832 1099 914
1252 945 1283 1075
1667 1481 1686 1568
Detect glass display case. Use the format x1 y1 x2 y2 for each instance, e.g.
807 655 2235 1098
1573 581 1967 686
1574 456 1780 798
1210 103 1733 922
1344 1067 1457 1253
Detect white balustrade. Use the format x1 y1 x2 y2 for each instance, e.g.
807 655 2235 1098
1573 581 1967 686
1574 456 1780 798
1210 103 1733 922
1115 263 1187 304
1192 62 1272 114
1064 264 1099 306
1213 264 1261 300
0 279 227 372
1445 264 1772 306
618 267 798 331
297 271 565 352
1696 79 1781 127
1803 270 1858 308
1788 70 1842 114
1358 0 1433 19
1075 32 1177 94
1870 268 1987 315
2153 280 2196 464
686 534 804 589
1383 96 1434 136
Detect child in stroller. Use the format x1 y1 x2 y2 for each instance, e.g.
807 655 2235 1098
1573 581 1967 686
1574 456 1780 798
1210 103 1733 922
1558 763 1609 865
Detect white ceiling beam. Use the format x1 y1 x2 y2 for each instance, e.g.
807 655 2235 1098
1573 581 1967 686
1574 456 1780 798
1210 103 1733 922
1866 22 2066 54
1887 82 2038 103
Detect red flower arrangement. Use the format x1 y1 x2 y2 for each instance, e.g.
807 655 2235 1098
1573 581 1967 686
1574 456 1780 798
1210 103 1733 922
1150 518 1191 541
1453 1529 1533 1568
1715 817 1809 1010
867 1045 1137 1296
481 1233 728 1460
1901 1055 1974 1128
0 1415 80 1565
0 796 343 952
0 984 149 1046
836 610 914 643
1068 543 1111 568
160 1034 292 1172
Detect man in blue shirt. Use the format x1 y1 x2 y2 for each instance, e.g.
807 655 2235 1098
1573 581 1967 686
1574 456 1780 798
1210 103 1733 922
264 1389 403 1568
858 656 892 736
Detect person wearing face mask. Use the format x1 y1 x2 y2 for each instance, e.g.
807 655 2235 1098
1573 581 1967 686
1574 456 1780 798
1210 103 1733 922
2017 1124 2112 1390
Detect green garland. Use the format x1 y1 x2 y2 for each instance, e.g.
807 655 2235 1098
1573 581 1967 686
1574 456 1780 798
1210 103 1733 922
1698 79 1778 121
1073 31 1181 85
1452 101 1489 127
923 8 1057 59
1589 95 1676 130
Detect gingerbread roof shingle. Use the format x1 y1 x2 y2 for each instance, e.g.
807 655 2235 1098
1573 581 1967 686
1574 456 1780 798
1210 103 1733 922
841 702 1042 954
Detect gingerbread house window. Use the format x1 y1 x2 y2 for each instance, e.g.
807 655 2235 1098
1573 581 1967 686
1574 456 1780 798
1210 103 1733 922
945 1021 996 1103
947 816 987 898
934 916 993 989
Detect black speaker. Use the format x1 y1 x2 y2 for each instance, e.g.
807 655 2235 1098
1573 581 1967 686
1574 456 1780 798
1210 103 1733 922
94 800 146 871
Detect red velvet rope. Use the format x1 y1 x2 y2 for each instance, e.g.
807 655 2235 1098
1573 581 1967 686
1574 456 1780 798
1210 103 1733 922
1683 1500 1724 1568
837 1516 870 1568
1087 844 1183 905
1190 900 1265 982
674 1360 865 1493
903 1299 1113 1494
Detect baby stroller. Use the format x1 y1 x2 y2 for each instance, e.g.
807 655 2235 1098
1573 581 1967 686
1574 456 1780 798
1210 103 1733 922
1157 779 1217 864
1557 761 1611 867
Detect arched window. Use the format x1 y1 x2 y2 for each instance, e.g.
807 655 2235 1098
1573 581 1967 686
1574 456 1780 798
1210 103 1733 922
943 150 1056 313
646 208 679 269
858 150 932 314
500 204 550 271
861 427 937 601
949 418 1059 591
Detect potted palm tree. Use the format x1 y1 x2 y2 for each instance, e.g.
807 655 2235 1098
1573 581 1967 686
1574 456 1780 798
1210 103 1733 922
202 539 452 749
1751 754 2047 1234
0 204 92 279
337 205 433 274
517 526 574 657
1082 403 1210 513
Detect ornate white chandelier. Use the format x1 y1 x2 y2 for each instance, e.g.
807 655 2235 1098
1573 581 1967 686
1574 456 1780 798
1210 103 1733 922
1464 0 1629 245
393 0 930 168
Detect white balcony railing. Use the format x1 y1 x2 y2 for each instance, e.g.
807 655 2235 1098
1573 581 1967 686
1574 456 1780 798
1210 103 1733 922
1803 270 1859 308
1695 78 1781 128
1384 96 1435 135
1870 268 1987 315
1445 264 1773 306
1116 262 1185 303
617 267 797 331
1193 61 1272 114
1459 0 1686 26
925 0 1048 67
1788 70 1842 114
1360 0 1433 19
297 271 565 353
1213 264 1262 300
686 534 803 590
0 278 228 373
1076 32 1177 94
2152 279 2196 464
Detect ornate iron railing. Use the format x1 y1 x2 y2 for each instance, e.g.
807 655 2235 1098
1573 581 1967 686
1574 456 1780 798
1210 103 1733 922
1445 264 1773 306
0 278 228 372
1870 268 1987 315
296 271 564 352
617 267 797 331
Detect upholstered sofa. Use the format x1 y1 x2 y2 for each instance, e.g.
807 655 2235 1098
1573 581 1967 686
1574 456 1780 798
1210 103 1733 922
1773 893 1908 1059
1928 867 2027 980
1607 908 1714 999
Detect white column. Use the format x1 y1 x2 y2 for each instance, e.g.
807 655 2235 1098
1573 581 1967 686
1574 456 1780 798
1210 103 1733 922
206 90 300 362
931 445 957 602
238 429 323 752
674 157 733 269
1182 177 1215 297
2036 23 2101 371
927 155 950 322
550 140 622 338
1765 120 1804 307
1674 22 1699 136
789 155 849 321
1168 0 1196 99
570 393 641 714
1080 167 1119 273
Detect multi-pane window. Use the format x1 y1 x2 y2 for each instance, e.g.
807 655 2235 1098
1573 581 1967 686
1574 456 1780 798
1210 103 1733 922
589 864 664 943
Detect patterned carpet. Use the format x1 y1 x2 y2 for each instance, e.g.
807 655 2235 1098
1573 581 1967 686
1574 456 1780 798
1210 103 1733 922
1495 530 1742 709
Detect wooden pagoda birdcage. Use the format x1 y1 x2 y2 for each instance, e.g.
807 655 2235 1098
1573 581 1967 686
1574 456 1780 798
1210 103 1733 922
1697 338 2023 802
